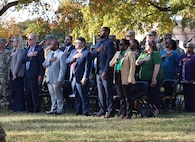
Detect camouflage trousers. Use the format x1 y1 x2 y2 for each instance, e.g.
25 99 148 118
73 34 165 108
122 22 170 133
0 77 10 111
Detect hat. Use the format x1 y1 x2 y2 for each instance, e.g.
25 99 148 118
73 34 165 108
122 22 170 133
109 35 116 39
147 30 157 36
126 30 135 36
0 125 6 139
164 33 172 39
190 43 195 48
44 34 54 40
0 38 6 43
185 43 195 48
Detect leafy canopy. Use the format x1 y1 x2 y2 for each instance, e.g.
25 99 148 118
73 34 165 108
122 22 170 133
1 0 195 42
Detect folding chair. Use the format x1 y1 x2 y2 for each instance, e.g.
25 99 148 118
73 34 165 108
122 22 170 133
62 80 74 112
88 78 99 112
111 81 149 116
39 81 51 111
131 81 149 116
160 79 178 112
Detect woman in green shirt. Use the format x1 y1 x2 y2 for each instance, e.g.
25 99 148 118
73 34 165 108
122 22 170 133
136 41 164 113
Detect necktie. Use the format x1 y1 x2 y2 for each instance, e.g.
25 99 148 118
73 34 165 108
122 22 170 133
50 52 55 64
26 47 34 70
65 47 68 52
51 52 55 58
71 51 79 73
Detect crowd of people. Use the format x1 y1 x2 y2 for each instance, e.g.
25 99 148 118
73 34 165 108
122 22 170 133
0 26 195 119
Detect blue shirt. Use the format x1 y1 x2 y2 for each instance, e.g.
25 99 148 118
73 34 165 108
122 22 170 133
160 49 180 79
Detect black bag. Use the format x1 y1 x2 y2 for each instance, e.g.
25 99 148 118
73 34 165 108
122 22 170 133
139 102 158 118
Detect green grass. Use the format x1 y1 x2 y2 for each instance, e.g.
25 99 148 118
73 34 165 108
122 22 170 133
0 112 195 142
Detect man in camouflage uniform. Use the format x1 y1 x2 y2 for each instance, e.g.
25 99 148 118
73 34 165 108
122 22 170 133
0 38 11 111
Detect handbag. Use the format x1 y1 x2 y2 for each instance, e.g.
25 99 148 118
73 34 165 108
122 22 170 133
139 102 158 118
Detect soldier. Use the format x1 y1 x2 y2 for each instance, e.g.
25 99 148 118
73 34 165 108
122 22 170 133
0 38 11 111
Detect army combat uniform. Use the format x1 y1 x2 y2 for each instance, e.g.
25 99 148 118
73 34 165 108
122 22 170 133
0 48 11 110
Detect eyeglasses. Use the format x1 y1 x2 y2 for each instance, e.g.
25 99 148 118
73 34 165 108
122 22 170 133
27 39 32 41
119 43 125 46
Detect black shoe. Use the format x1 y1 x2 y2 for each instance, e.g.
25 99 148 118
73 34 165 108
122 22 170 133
118 115 125 119
55 112 63 115
125 115 132 119
84 113 89 116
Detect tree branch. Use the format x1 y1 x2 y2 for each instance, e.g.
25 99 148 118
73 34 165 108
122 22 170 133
0 1 19 16
149 2 171 12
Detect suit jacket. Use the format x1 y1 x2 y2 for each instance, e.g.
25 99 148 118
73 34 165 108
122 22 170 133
60 45 75 58
109 51 136 85
10 47 25 77
66 48 91 83
23 45 45 78
92 38 115 75
61 45 75 80
42 49 67 84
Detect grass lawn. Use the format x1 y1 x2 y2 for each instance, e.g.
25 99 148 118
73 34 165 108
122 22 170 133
0 111 195 142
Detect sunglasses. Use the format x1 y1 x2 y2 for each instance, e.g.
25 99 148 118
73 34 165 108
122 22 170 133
185 46 193 48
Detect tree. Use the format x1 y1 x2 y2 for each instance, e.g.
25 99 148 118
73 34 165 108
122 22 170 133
1 0 195 42
0 19 20 39
66 0 195 40
0 0 39 16
55 0 83 35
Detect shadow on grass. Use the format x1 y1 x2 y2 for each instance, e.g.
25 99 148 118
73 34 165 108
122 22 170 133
1 111 195 142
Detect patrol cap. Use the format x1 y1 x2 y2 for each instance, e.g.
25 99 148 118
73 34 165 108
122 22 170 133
164 33 172 39
109 35 116 40
44 34 54 40
109 34 116 38
147 30 157 36
0 38 6 43
126 30 135 37
190 43 195 48
185 43 195 48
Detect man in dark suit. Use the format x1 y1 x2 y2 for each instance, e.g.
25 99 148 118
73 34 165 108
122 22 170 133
23 33 45 113
61 36 75 110
61 35 75 80
66 37 91 116
92 27 115 118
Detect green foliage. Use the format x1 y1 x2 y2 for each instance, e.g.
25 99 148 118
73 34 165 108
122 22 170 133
24 19 50 40
18 0 39 4
1 0 195 42
74 0 195 40
57 0 191 41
